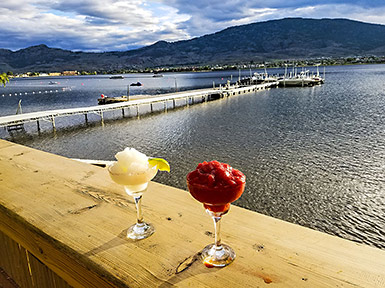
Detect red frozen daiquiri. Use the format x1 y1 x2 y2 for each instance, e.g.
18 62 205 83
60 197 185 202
187 160 246 213
186 160 246 267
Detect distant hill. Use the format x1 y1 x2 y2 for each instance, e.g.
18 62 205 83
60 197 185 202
1 18 385 73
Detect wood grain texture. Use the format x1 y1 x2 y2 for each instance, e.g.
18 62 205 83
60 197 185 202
0 139 384 287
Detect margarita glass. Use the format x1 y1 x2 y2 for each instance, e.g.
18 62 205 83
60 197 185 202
187 160 245 267
108 148 169 240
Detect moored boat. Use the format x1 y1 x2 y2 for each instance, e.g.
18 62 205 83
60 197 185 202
279 65 325 87
98 94 128 105
278 77 308 87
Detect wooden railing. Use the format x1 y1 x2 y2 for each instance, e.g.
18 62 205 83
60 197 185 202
1 139 385 287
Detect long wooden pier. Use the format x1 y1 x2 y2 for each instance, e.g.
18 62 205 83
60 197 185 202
0 82 276 132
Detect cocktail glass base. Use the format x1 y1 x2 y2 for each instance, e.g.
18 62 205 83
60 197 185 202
127 222 155 240
201 243 236 267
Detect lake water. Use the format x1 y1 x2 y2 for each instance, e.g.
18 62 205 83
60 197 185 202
1 65 384 250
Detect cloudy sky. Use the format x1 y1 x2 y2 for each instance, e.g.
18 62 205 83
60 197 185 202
1 0 385 52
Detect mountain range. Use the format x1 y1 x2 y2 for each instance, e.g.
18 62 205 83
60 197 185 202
1 18 385 73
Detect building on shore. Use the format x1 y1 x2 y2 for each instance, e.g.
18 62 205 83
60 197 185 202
48 72 61 76
62 70 78 76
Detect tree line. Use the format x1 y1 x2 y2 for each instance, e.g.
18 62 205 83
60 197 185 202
0 73 9 86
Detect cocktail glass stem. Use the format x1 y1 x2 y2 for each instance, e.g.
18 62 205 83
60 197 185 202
213 216 222 249
134 195 144 224
126 193 155 240
201 209 235 267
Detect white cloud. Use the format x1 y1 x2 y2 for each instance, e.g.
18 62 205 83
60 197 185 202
1 0 385 51
0 0 190 51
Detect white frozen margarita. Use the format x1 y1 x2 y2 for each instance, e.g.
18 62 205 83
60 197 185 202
108 148 158 196
108 148 169 240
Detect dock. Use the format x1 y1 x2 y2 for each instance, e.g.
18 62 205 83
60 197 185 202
1 139 385 287
0 83 276 132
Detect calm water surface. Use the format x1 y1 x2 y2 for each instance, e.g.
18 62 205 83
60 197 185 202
1 65 384 249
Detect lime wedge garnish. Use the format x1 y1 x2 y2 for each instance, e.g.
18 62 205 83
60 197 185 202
148 158 170 172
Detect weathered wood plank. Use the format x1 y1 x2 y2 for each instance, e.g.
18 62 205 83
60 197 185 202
0 230 33 288
27 251 72 288
0 139 385 287
0 267 19 288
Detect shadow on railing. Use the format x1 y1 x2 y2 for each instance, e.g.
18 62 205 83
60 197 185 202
0 230 71 288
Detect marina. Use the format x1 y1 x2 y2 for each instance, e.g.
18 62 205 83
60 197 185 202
239 65 326 87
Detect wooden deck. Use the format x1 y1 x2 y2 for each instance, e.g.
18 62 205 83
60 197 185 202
1 139 384 287
0 83 275 131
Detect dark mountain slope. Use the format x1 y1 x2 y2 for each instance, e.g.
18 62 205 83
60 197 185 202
1 18 385 72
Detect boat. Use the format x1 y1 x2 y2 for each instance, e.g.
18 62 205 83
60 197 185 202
110 75 124 79
153 73 163 78
278 65 325 87
311 64 325 85
49 81 58 85
98 94 128 105
251 72 278 84
311 76 324 85
130 82 142 86
278 77 308 87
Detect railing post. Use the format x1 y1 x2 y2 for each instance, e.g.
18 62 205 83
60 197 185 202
51 116 56 129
